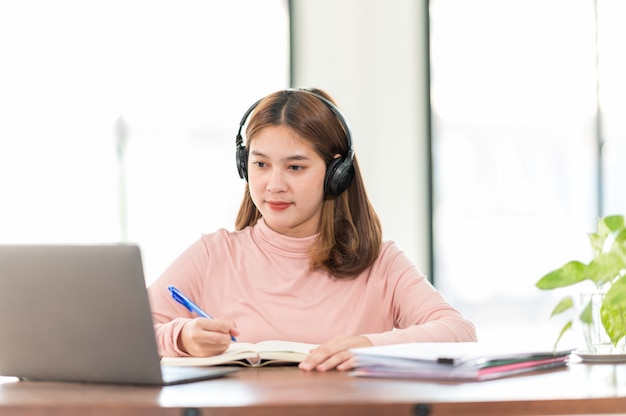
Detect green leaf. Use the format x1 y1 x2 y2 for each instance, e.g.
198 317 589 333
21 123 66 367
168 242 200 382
615 228 626 244
602 215 625 233
536 261 587 289
588 232 604 257
612 229 626 258
579 299 593 324
591 215 625 256
586 253 625 287
601 276 626 346
553 321 573 351
550 296 574 317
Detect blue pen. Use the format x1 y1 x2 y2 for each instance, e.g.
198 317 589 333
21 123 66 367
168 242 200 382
168 285 237 342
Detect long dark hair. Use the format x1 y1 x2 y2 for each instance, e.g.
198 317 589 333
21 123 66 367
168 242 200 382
235 88 382 279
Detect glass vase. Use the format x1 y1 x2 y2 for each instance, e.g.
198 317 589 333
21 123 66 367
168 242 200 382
580 292 626 354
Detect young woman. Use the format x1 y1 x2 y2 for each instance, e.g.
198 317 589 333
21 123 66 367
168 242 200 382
148 88 477 371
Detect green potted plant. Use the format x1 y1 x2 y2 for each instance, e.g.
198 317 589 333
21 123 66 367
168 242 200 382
535 214 626 353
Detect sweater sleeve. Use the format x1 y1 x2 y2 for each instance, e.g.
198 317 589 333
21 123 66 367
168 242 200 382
362 242 477 345
147 237 210 357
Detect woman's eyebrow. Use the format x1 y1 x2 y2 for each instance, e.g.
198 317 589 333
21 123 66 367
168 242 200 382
284 154 310 162
249 150 311 162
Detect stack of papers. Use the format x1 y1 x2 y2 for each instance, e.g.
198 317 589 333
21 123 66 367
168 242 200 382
350 342 573 381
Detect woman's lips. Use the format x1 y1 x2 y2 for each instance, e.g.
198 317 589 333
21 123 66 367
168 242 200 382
267 201 291 211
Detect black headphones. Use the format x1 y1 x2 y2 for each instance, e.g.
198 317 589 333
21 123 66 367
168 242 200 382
235 89 355 196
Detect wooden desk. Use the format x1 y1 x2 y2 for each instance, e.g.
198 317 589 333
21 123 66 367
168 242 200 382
1 362 626 416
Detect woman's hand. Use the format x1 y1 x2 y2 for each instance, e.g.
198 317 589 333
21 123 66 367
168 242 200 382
298 335 373 372
178 317 240 357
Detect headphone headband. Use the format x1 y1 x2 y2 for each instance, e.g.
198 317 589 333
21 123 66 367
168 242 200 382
235 89 355 196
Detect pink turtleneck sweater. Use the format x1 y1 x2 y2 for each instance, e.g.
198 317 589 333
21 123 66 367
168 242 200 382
148 218 477 357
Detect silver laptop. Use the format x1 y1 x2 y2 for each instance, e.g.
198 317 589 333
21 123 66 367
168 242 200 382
0 244 237 385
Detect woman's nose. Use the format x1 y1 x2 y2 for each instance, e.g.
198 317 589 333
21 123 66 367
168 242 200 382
266 168 287 192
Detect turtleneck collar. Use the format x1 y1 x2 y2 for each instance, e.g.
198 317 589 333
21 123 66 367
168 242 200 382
253 217 318 257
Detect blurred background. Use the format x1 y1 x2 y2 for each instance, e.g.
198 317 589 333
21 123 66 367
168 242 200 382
1 0 624 347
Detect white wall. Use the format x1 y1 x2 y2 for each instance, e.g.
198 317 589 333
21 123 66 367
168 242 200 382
290 0 431 276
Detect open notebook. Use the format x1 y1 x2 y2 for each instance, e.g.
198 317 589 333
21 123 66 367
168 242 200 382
162 340 319 367
0 244 238 385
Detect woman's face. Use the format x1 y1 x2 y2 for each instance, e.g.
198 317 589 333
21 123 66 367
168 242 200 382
247 125 327 238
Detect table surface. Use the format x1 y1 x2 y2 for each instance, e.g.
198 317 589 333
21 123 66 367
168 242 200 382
1 361 626 416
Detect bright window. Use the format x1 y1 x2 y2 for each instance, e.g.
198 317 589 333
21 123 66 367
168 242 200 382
0 1 289 283
430 0 626 344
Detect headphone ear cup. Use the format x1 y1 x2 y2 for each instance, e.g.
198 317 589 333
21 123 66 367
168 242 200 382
324 157 354 196
236 144 248 181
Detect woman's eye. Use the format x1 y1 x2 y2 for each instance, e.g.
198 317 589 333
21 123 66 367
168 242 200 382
288 165 303 171
253 161 267 168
